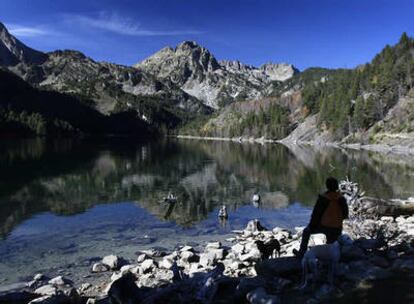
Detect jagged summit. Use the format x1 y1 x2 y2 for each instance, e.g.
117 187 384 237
176 40 200 49
0 21 47 66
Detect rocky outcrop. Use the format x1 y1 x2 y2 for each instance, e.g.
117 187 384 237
220 61 298 83
260 63 299 82
279 114 335 145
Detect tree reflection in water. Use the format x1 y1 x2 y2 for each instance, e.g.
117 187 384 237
1 138 414 239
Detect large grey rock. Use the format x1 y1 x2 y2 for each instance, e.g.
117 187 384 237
102 255 119 270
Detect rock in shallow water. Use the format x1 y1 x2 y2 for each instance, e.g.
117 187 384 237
91 262 109 273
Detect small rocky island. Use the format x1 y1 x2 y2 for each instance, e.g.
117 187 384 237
1 180 414 304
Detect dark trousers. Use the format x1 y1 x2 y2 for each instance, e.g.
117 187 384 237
298 225 342 255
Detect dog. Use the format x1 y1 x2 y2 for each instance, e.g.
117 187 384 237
300 240 340 289
256 239 281 259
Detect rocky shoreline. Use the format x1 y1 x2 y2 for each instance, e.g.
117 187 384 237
1 182 414 304
176 135 414 155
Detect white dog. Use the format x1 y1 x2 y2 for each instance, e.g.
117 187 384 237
300 240 341 289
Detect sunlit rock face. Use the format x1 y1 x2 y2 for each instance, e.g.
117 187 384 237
135 41 298 109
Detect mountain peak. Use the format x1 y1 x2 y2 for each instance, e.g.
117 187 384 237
0 21 47 66
177 41 200 50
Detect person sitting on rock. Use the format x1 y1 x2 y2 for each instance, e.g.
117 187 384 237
293 177 349 258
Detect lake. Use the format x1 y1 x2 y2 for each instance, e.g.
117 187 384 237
1 138 414 285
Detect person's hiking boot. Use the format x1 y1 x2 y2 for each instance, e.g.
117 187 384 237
292 249 304 259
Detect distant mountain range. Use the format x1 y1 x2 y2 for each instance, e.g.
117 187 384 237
0 21 298 137
1 21 413 147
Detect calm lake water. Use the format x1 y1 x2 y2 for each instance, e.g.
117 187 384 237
1 138 414 285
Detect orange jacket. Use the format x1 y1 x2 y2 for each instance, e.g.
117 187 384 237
309 191 348 229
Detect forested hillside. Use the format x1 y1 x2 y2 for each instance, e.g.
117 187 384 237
0 69 154 138
181 33 414 144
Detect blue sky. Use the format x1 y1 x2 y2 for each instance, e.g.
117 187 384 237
1 0 413 70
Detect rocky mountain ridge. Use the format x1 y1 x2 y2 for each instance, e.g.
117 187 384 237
0 22 210 133
135 41 298 109
0 21 298 134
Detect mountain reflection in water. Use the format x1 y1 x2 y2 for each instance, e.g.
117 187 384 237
1 138 414 240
